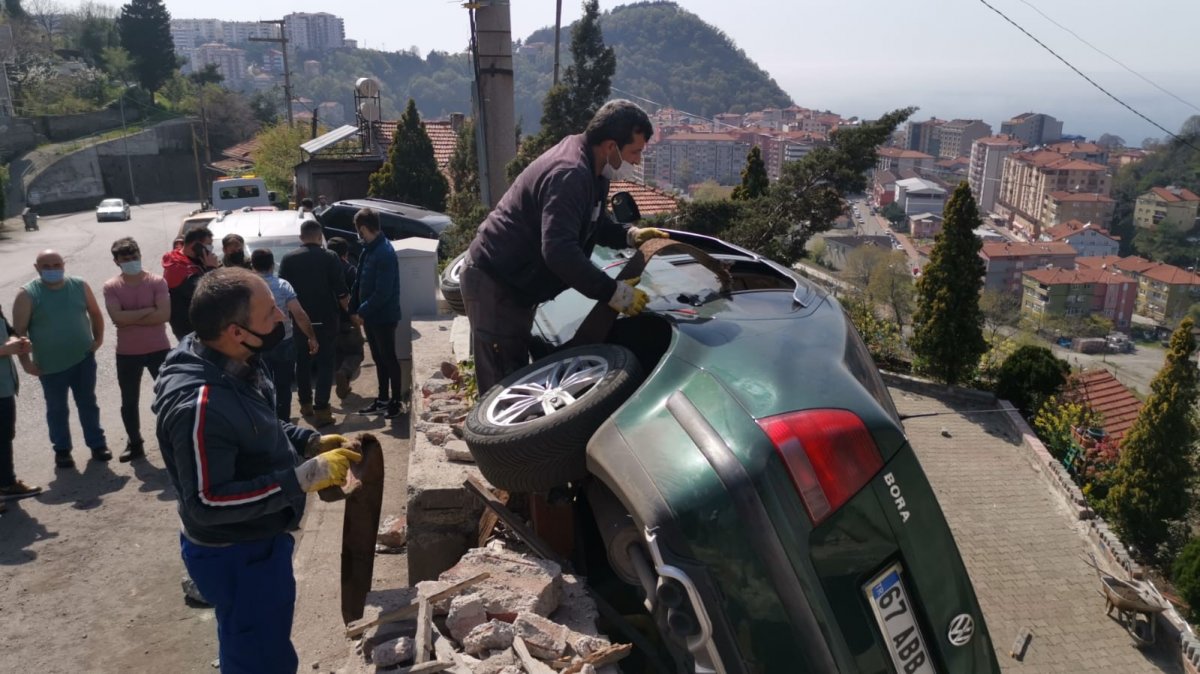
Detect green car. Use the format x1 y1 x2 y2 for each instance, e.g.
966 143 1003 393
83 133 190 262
463 229 998 674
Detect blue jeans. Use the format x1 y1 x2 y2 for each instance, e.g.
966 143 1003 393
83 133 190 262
262 338 296 421
38 352 106 453
181 533 297 674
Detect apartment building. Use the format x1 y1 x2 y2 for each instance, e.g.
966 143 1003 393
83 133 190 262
999 112 1063 146
1046 140 1109 166
979 241 1077 293
284 12 345 51
1041 191 1116 229
902 118 946 156
1038 220 1119 258
643 132 751 188
995 149 1110 236
895 177 947 216
170 18 224 50
968 135 1024 214
877 147 933 174
191 43 247 88
936 119 992 159
909 213 943 239
1077 255 1200 324
1021 267 1137 330
1133 186 1200 230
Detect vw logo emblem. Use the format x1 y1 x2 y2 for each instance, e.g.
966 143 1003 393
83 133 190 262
947 614 974 646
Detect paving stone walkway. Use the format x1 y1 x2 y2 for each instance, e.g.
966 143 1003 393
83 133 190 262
890 385 1181 673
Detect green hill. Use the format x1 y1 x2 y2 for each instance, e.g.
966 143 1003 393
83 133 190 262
290 1 791 129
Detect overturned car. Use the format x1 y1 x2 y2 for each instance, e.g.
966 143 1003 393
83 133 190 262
462 222 999 674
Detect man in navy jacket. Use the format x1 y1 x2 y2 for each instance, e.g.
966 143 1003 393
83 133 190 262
462 100 667 392
349 208 410 419
153 267 360 673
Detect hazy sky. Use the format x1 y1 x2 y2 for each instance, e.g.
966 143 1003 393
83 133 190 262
160 0 1200 143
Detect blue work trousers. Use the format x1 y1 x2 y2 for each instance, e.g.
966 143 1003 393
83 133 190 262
180 532 298 674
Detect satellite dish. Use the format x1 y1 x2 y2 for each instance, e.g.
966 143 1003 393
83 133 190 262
355 77 380 97
358 99 381 123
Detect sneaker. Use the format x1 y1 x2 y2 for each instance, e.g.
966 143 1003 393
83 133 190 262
119 442 146 463
335 372 351 399
91 447 113 462
0 480 42 501
312 407 336 429
385 400 407 419
299 403 315 417
55 453 76 469
356 399 389 416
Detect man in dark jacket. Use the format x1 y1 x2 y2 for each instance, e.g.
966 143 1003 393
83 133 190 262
152 267 360 673
162 227 219 340
462 100 666 391
327 237 364 399
348 208 409 419
279 219 348 428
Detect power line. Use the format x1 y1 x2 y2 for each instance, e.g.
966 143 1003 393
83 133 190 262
976 0 1196 151
1014 0 1200 114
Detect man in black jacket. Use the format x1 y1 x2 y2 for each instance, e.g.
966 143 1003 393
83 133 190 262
152 268 359 673
462 100 667 391
279 219 348 427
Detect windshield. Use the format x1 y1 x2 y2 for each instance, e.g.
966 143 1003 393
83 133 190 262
100 199 123 207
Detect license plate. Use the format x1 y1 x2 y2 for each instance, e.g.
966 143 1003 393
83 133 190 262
865 564 936 674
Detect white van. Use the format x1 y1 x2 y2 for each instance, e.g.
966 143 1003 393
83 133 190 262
207 209 315 265
210 176 278 212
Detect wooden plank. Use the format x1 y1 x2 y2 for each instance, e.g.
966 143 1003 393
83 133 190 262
512 636 556 674
432 631 472 674
341 433 385 624
464 477 557 561
345 572 491 638
415 598 432 664
477 489 509 546
560 643 634 673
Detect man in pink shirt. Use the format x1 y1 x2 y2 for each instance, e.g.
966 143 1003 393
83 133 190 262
103 237 171 462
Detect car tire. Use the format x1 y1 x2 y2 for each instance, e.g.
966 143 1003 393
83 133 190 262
464 344 645 492
440 253 467 316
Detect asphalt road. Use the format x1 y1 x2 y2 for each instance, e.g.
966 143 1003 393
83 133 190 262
0 201 223 673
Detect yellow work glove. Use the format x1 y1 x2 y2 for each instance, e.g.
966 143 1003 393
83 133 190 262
294 447 363 493
627 227 669 247
304 433 350 458
608 277 650 317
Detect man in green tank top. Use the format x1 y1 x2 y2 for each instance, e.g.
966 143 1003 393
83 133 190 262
12 250 110 469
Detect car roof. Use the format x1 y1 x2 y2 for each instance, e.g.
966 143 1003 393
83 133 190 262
208 209 312 242
334 198 447 221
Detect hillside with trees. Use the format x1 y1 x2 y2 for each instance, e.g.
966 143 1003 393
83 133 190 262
288 1 791 128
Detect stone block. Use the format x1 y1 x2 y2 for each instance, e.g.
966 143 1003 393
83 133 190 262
463 620 515 655
448 593 488 643
371 636 414 668
377 514 408 549
512 612 567 660
418 548 562 617
444 440 475 463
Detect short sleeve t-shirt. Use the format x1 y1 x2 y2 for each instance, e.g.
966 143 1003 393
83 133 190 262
262 274 298 340
103 273 171 356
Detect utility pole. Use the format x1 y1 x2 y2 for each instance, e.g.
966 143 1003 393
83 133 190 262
470 1 515 208
553 0 562 86
250 20 294 127
189 122 206 207
118 89 138 204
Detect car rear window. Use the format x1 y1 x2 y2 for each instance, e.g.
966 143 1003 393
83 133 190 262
842 321 902 424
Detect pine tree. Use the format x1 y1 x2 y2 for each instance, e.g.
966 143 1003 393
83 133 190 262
1105 318 1200 560
369 99 449 212
507 0 615 181
117 0 176 94
731 146 768 200
910 182 987 385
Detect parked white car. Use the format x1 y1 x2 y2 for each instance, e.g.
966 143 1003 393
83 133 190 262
96 198 131 222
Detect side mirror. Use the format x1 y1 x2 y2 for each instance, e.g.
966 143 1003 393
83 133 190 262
610 191 641 224
268 191 278 203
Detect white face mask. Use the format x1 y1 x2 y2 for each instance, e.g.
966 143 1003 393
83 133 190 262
602 145 636 182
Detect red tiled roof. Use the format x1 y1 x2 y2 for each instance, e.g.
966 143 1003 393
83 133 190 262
1075 255 1157 274
1022 267 1133 285
1139 264 1200 286
974 135 1024 147
609 180 679 217
1149 186 1200 203
1043 219 1115 241
1047 191 1114 203
980 241 1077 258
376 120 458 169
1012 150 1107 172
1063 369 1143 448
221 138 261 161
878 147 933 160
1047 140 1105 155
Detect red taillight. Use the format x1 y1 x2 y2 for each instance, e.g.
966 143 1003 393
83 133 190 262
758 409 883 525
